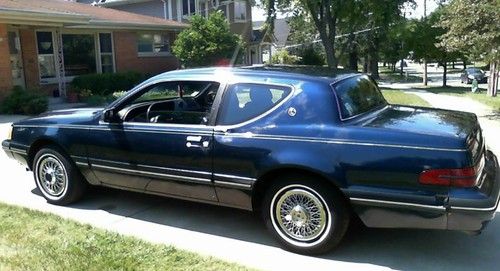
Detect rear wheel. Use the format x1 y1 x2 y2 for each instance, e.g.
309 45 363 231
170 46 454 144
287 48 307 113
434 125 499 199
262 176 350 254
33 147 87 205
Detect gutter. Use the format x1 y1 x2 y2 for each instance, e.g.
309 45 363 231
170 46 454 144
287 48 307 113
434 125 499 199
0 8 90 25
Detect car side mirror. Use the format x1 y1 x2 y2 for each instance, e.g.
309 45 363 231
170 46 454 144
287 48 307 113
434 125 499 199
102 108 119 123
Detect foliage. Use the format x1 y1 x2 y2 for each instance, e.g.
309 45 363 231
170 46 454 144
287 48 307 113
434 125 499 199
172 11 242 67
297 47 325 66
270 50 301 64
0 86 48 115
437 0 499 63
70 71 144 96
0 203 253 271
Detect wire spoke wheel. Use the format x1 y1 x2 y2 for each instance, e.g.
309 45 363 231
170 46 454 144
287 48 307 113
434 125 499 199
273 186 329 242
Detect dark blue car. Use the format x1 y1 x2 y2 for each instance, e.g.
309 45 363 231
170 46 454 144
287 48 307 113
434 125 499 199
3 67 499 254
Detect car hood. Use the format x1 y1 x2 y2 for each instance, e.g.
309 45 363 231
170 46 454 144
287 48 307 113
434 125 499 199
14 107 104 126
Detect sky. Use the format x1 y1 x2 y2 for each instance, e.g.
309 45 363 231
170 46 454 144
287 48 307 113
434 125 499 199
251 0 439 22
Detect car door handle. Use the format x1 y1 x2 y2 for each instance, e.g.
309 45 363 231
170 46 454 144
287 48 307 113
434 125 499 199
186 136 202 142
186 141 210 148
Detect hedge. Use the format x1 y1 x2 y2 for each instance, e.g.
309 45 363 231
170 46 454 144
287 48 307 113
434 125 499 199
71 72 146 96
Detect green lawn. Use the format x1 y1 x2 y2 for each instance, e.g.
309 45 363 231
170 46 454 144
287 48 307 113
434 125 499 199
417 86 500 112
0 203 252 271
381 89 431 107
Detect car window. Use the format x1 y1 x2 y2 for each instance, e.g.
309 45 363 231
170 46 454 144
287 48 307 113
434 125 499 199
123 81 220 125
217 83 291 125
333 75 387 120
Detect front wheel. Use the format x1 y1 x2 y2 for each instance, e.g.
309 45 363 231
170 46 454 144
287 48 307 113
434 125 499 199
262 177 350 254
33 147 87 205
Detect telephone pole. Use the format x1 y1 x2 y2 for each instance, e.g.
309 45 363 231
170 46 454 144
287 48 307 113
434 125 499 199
423 0 428 86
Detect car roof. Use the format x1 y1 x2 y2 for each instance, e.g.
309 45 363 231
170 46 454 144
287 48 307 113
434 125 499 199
151 65 359 85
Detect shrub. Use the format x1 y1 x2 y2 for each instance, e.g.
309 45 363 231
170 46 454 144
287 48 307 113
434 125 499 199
297 47 326 66
71 72 145 96
0 86 48 115
270 50 301 65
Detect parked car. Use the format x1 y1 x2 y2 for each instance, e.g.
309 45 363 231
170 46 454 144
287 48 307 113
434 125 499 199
461 67 488 84
3 67 499 255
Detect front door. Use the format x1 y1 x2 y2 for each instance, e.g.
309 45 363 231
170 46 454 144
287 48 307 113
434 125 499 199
87 80 222 202
8 30 25 89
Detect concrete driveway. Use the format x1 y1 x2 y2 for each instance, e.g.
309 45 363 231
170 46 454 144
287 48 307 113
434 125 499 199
0 115 499 271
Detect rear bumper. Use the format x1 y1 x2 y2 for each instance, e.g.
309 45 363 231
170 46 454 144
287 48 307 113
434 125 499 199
447 150 500 231
350 151 500 232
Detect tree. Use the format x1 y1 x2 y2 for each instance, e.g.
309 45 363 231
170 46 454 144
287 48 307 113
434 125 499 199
172 11 242 67
437 0 500 96
406 9 459 87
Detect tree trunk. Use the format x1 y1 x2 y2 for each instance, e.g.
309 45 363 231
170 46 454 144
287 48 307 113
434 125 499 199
363 56 368 73
368 52 379 79
452 61 455 69
462 59 467 69
488 61 498 97
348 50 358 71
400 58 404 76
423 59 428 85
442 61 447 87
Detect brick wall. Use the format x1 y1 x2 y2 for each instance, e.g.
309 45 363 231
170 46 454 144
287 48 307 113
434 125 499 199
113 31 180 75
0 24 13 99
19 28 39 90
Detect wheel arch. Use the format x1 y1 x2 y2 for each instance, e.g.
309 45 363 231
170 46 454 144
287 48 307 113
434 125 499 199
252 166 348 212
27 137 69 170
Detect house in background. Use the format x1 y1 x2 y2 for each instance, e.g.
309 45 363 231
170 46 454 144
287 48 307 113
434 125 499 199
77 0 255 64
0 0 186 99
251 18 290 64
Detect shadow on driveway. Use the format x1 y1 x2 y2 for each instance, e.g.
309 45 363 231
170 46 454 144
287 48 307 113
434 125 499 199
33 186 499 271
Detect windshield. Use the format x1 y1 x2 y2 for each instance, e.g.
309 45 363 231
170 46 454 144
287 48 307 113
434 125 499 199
333 75 387 120
467 68 483 75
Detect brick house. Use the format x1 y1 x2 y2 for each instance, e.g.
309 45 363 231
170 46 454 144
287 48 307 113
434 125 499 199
78 0 257 63
0 0 187 99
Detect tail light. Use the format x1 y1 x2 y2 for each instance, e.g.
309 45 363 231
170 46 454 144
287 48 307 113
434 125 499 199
419 167 477 187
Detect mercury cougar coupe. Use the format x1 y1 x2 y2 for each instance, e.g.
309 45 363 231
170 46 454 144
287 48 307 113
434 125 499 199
3 67 499 254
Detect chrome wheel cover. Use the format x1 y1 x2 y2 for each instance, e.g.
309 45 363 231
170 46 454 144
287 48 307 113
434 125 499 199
36 154 68 198
271 185 330 245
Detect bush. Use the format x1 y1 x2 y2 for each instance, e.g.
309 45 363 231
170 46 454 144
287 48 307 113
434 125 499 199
71 72 145 96
270 50 301 65
297 47 325 66
0 86 48 115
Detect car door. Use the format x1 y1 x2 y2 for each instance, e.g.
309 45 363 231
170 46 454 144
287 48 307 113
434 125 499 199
87 80 223 202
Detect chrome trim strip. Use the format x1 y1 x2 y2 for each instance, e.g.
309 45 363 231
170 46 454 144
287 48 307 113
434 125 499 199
214 180 252 189
350 197 446 211
450 205 498 212
89 157 212 176
10 148 27 155
213 173 256 182
75 161 88 167
215 133 468 152
91 164 212 184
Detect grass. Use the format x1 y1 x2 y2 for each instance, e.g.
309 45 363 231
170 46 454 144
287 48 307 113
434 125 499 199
0 203 252 271
417 86 500 112
379 66 422 83
381 89 431 107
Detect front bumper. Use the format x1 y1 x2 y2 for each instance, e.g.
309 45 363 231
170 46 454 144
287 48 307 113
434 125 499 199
2 139 29 166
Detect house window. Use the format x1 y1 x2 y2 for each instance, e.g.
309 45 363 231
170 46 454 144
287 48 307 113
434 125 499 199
62 34 97 77
36 31 56 79
234 0 247 21
137 33 171 56
199 0 208 17
218 1 229 19
99 33 114 73
182 0 196 17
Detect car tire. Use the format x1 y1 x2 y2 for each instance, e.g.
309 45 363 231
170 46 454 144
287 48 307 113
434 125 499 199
33 146 87 205
262 176 350 254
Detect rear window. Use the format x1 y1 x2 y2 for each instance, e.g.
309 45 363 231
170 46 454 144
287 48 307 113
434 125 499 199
333 75 387 120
